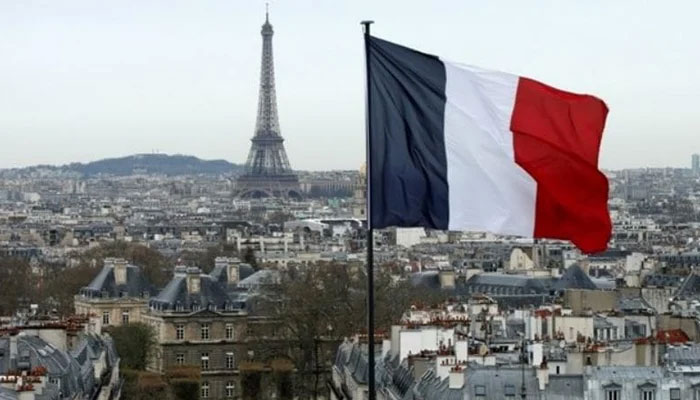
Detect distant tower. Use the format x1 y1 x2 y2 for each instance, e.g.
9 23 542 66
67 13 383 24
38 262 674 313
693 154 700 174
235 8 301 199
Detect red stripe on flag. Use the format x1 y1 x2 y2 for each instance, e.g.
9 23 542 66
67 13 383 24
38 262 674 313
511 77 611 253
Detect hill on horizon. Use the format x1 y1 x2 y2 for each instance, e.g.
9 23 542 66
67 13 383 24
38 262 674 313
2 154 245 177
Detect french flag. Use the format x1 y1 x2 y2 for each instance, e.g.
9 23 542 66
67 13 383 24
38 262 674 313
367 37 611 253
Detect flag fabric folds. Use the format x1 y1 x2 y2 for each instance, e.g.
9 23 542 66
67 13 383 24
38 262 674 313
367 37 611 253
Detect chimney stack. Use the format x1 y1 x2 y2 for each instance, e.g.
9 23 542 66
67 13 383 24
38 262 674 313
439 267 456 289
455 339 468 363
448 366 465 389
111 258 128 286
536 363 550 390
215 257 240 285
186 267 201 294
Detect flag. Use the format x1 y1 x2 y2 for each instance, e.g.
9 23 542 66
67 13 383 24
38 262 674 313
367 37 611 253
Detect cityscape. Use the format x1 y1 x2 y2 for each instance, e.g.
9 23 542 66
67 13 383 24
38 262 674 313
2 3 700 400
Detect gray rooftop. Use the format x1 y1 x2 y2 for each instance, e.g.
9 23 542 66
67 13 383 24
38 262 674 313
80 262 155 299
150 270 243 312
553 265 597 291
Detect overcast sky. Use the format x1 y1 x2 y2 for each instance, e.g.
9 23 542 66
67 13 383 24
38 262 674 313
1 0 698 171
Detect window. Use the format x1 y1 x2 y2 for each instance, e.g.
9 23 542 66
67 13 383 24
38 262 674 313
201 353 209 370
121 310 129 324
201 381 209 398
640 389 655 400
226 324 234 340
605 389 620 400
226 352 235 369
226 381 235 398
670 388 681 400
176 353 185 366
504 384 515 397
475 385 486 398
176 324 185 340
102 311 110 325
201 323 210 340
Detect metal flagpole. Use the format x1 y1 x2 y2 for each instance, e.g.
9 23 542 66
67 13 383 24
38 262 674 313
361 19 376 400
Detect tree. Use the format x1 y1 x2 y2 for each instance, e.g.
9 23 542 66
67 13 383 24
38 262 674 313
259 261 447 398
0 258 36 315
267 211 294 225
108 323 156 370
166 366 200 400
178 243 238 273
243 247 258 270
42 262 100 315
121 370 169 400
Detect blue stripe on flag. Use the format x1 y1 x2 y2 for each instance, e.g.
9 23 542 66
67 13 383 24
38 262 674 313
368 37 449 230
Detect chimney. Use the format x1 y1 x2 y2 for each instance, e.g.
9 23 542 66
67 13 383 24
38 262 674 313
448 366 465 389
112 258 128 286
217 257 240 285
435 355 454 379
9 333 18 363
381 339 391 359
536 363 549 390
455 340 468 363
186 267 201 294
439 268 456 289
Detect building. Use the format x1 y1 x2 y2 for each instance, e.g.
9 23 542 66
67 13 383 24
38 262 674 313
330 318 700 400
74 257 157 333
352 164 367 220
141 263 290 400
143 266 248 399
692 153 700 174
0 319 120 400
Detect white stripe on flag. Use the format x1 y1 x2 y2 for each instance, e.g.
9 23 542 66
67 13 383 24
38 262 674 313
442 60 537 236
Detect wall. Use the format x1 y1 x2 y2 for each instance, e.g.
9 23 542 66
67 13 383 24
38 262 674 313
658 315 700 341
563 290 618 314
554 316 594 343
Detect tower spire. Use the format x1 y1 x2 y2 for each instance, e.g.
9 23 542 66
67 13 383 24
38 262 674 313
235 7 300 199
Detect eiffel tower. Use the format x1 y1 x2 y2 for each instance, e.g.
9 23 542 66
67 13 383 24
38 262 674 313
235 8 301 199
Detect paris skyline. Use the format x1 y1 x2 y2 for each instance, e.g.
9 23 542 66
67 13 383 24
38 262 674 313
1 0 699 171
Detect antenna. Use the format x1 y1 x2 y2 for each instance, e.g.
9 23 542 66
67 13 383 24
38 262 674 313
265 2 269 23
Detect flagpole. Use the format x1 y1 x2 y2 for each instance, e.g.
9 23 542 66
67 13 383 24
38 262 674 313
361 19 376 400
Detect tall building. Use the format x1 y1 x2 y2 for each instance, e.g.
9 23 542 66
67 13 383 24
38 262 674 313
235 10 301 199
692 154 700 174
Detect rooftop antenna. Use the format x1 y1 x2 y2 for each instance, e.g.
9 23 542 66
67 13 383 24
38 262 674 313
265 2 269 23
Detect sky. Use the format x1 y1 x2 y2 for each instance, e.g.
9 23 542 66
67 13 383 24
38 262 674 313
1 0 699 171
